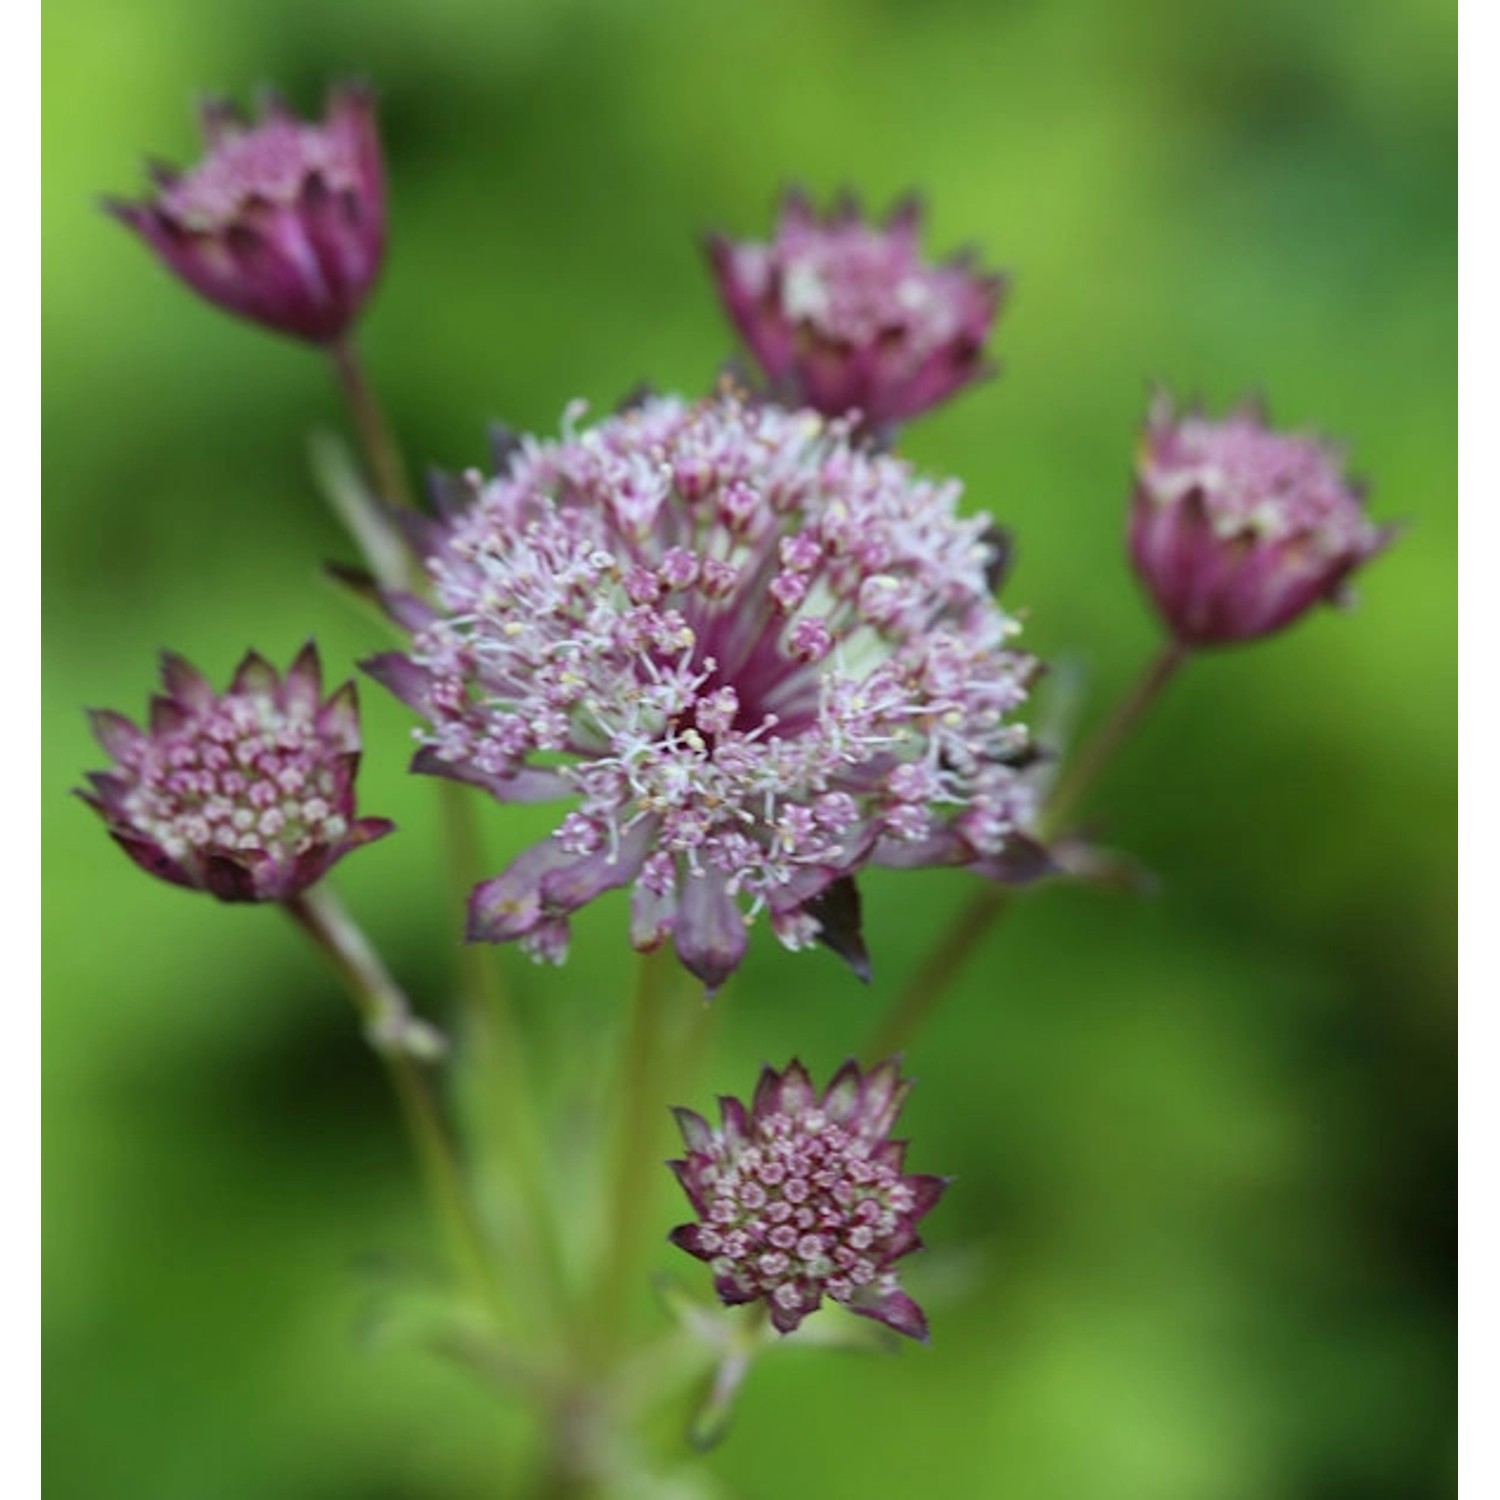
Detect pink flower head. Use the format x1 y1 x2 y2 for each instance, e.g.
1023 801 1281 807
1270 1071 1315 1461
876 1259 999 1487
107 85 386 344
365 392 1043 991
707 191 1006 432
1130 392 1394 647
79 644 393 902
668 1058 947 1340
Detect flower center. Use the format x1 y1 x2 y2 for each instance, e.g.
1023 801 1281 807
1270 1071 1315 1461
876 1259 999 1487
118 695 345 861
698 1112 913 1309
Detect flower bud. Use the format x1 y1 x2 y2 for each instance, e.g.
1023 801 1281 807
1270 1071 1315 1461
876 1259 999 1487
707 191 1005 432
107 85 386 345
1129 392 1394 646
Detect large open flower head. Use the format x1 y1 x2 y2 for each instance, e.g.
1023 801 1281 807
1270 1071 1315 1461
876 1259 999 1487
366 392 1042 989
707 191 1006 433
107 85 385 344
1130 392 1393 646
79 644 393 902
668 1059 947 1340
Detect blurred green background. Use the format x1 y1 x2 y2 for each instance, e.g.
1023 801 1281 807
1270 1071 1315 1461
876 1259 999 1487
43 0 1455 1496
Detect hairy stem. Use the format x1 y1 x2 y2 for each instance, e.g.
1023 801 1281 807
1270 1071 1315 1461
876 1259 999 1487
284 884 507 1323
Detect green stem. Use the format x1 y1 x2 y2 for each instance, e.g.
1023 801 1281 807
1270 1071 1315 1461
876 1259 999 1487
284 884 507 1324
323 339 565 1325
593 947 678 1357
864 638 1190 1061
328 336 417 510
440 782 568 1328
865 888 1011 1062
1042 639 1189 835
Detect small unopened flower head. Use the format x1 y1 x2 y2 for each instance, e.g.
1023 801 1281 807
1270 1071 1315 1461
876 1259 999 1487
79 644 393 902
107 85 385 344
668 1058 947 1340
366 392 1042 989
707 191 1006 432
1130 392 1394 647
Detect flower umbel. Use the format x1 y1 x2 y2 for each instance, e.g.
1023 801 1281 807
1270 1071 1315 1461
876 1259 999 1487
79 644 393 902
367 392 1041 989
707 191 1006 432
1129 392 1394 647
668 1058 946 1340
107 85 386 344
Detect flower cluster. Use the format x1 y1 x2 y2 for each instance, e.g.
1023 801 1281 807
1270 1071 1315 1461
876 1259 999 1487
108 86 386 345
668 1059 945 1340
367 392 1041 988
79 644 392 902
708 192 1005 432
1130 394 1392 647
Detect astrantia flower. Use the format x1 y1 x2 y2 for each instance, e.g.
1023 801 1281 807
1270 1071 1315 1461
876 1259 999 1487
1130 393 1393 647
79 644 393 902
366 393 1042 989
707 191 1005 432
668 1059 946 1340
107 85 385 344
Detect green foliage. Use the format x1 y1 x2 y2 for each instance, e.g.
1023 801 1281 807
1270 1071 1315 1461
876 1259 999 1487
44 0 1454 1496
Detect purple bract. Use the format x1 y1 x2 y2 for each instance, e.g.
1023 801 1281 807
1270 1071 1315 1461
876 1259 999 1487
668 1058 947 1340
1129 393 1394 647
107 85 386 344
707 191 1005 432
79 644 393 903
366 392 1042 990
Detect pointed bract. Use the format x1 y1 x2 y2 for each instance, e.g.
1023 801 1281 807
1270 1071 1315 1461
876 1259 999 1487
667 1058 944 1342
77 645 391 903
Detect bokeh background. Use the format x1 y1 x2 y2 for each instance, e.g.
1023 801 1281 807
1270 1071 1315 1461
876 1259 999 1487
43 1 1455 1496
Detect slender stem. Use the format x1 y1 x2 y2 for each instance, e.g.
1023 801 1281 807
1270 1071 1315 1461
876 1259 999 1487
866 888 1012 1062
327 336 417 510
864 638 1190 1061
440 781 568 1327
322 340 564 1321
1043 639 1189 835
593 947 678 1356
284 884 508 1323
